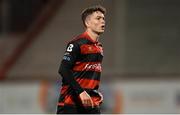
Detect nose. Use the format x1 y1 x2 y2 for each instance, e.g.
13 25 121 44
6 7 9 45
101 19 105 24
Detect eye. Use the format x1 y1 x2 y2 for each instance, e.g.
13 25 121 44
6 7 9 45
96 17 101 20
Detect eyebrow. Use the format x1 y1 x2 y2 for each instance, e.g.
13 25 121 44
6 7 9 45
96 16 105 18
96 16 105 20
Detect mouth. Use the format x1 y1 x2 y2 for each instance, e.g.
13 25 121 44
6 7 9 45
101 25 105 30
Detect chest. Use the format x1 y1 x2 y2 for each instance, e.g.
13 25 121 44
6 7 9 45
80 44 103 55
80 44 103 62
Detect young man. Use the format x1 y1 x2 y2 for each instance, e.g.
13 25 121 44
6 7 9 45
56 5 106 114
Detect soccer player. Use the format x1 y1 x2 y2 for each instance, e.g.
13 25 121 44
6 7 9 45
56 5 106 114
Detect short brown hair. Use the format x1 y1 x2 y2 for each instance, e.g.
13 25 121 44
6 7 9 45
81 5 106 27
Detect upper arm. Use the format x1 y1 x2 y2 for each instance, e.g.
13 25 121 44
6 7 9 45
61 42 80 68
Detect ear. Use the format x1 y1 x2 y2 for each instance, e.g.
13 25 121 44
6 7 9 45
85 20 90 27
85 16 91 27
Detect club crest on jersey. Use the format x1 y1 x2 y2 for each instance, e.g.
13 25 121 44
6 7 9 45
88 46 93 51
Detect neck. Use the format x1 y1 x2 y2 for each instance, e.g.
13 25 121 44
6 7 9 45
85 29 100 42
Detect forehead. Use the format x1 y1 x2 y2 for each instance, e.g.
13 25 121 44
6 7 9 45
90 11 105 18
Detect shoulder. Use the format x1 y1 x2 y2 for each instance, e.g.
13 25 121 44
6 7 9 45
68 34 90 46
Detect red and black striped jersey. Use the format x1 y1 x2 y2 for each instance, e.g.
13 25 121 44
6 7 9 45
58 32 103 107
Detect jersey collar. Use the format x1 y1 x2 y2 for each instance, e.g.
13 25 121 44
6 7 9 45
83 32 98 44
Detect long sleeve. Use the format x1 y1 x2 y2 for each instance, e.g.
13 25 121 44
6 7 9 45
58 42 84 95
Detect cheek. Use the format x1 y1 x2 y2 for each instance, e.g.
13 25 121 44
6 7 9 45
91 22 99 28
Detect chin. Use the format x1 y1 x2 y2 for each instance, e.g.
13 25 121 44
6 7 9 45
99 31 105 34
94 30 104 35
99 30 105 34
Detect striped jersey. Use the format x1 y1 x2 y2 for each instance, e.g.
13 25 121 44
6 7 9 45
58 32 103 107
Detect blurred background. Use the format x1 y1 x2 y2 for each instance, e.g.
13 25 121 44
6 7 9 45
0 0 180 113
